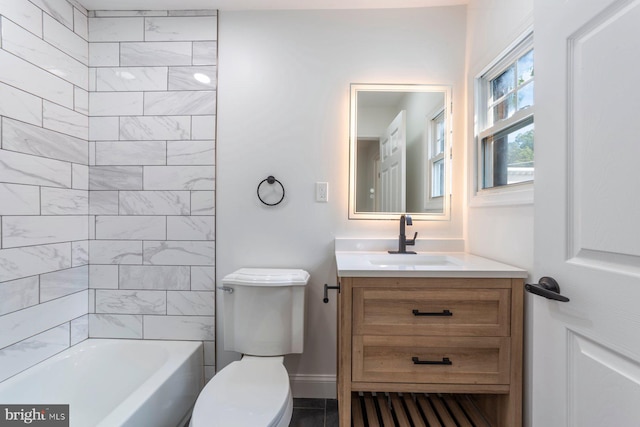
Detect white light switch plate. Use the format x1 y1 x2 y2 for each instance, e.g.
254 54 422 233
316 182 328 202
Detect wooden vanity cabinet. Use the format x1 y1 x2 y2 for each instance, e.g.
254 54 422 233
337 276 524 427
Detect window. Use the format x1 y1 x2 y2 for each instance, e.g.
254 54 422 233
429 110 446 199
477 34 534 191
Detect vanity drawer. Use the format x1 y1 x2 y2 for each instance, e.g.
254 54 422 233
352 335 510 385
353 288 510 337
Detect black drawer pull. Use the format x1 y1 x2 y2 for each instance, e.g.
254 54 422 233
412 309 453 317
412 357 452 365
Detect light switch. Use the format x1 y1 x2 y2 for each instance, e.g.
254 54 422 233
316 182 328 202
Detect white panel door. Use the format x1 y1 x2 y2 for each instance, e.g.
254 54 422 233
379 110 406 212
533 0 640 425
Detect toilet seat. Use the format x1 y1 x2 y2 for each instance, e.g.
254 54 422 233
189 356 292 427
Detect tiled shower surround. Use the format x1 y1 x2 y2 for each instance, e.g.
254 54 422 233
0 1 216 382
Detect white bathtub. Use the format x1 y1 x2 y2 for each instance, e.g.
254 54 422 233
0 339 203 427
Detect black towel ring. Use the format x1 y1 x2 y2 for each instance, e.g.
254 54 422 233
257 175 285 206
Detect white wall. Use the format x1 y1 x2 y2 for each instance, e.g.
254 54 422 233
465 0 534 425
217 6 466 397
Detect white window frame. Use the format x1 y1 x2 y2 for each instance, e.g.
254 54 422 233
471 30 535 207
426 108 446 205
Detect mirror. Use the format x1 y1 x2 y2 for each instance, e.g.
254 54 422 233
349 84 451 220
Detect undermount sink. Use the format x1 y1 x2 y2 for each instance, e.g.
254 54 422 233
367 254 461 267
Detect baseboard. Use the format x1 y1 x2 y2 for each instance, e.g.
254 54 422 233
290 374 337 399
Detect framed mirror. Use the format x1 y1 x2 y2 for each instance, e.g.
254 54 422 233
349 84 451 220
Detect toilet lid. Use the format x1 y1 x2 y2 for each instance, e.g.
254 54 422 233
190 356 290 427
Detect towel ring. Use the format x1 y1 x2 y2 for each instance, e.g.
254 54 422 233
257 175 285 206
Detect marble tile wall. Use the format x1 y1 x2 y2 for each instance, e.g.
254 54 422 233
87 11 217 380
0 4 217 384
0 0 90 382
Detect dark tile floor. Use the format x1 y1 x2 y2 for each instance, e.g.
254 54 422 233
290 398 338 427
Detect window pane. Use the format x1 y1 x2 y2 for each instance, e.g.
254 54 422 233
517 81 534 111
517 49 534 85
432 159 444 197
491 65 515 100
493 93 516 122
482 120 534 189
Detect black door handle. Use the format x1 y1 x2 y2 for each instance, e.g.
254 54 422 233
525 276 569 302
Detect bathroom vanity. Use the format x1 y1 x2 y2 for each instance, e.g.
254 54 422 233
335 250 527 427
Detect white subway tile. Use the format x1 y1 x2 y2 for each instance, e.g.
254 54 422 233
88 289 95 313
96 290 166 315
89 166 143 190
167 291 214 315
2 216 88 248
89 42 119 66
41 188 89 215
0 1 43 37
119 265 190 290
90 92 144 117
0 276 39 316
0 50 73 109
89 67 97 91
168 66 216 90
120 116 190 141
167 140 214 165
0 82 42 126
95 140 166 165
89 314 142 339
167 216 214 241
191 266 214 290
0 184 40 215
89 191 119 215
168 11 217 17
144 91 216 115
43 14 88 64
119 191 190 215
0 150 71 188
2 117 87 164
1 17 88 89
143 315 214 340
0 243 71 283
191 191 215 216
120 42 192 66
192 42 217 66
191 115 216 140
31 0 74 29
73 7 88 40
0 291 86 349
89 265 118 289
95 216 166 240
89 215 95 239
88 116 119 141
144 166 214 191
70 314 89 346
43 101 88 140
89 17 144 42
96 67 168 91
143 241 214 266
74 87 89 115
89 240 142 265
89 141 96 165
71 240 89 267
0 324 69 383
72 164 89 190
40 265 89 302
144 16 217 41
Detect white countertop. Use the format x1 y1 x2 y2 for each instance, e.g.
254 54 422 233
335 251 528 278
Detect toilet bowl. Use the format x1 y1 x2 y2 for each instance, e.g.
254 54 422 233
189 356 292 427
189 268 309 427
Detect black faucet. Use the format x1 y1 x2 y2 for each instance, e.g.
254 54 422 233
388 214 417 254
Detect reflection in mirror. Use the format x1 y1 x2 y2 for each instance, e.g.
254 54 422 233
349 84 451 220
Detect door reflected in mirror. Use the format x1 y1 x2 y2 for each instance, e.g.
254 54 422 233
349 84 451 220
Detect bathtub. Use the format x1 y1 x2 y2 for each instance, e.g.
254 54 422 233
0 339 203 427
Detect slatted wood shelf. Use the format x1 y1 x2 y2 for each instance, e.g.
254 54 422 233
351 392 492 427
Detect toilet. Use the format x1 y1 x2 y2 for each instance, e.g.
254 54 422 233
189 268 310 427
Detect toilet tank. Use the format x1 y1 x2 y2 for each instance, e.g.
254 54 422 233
222 268 310 356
